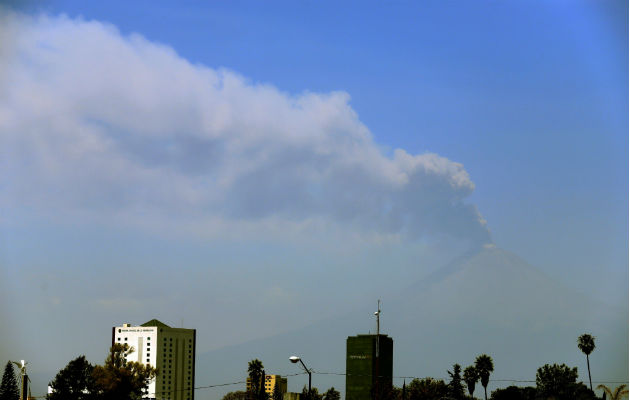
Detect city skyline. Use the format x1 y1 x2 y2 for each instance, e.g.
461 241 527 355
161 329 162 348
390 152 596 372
0 1 627 399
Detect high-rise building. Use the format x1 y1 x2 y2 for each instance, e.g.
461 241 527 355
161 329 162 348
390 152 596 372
345 334 393 400
246 374 287 397
112 319 196 400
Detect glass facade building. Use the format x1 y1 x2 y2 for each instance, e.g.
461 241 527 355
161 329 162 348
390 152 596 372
345 334 393 400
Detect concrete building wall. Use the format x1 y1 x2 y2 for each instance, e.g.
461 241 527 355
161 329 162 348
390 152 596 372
246 374 287 397
113 320 196 400
113 324 159 398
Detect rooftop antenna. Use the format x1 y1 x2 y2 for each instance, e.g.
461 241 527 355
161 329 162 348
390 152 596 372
374 300 381 400
374 300 381 356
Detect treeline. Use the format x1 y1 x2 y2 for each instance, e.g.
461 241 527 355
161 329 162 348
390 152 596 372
383 361 618 400
0 343 157 400
219 333 627 400
374 333 626 400
3 332 625 400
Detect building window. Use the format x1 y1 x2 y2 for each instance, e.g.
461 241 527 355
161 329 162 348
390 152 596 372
124 337 128 341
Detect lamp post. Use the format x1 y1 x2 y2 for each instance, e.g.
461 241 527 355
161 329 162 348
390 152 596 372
11 360 28 400
289 356 311 394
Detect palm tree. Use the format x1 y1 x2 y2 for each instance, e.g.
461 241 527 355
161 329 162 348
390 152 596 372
463 365 478 398
248 359 264 400
597 384 628 400
474 354 494 400
577 333 596 391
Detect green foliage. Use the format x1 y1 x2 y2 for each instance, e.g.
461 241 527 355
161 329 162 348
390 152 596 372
535 363 595 400
462 366 478 397
322 387 340 400
247 359 265 400
596 384 628 400
406 377 447 400
382 385 402 400
258 370 268 400
301 385 322 400
577 334 596 356
474 355 494 400
447 364 466 400
578 333 596 390
536 364 578 397
223 391 249 400
535 363 577 398
489 385 536 400
0 362 19 400
47 356 96 400
91 343 157 400
572 383 598 400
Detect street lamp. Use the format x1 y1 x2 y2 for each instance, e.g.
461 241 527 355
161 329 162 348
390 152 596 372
289 356 312 394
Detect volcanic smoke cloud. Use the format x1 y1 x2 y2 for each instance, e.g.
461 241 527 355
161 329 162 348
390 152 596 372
0 11 490 246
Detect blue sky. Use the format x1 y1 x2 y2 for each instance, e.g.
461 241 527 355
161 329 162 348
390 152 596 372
20 0 625 284
0 0 627 394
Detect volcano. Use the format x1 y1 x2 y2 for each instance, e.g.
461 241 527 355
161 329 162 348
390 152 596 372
195 247 627 399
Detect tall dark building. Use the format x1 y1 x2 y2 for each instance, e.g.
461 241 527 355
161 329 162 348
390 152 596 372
345 334 393 400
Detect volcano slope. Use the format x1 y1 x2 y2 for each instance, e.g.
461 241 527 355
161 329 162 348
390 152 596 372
196 247 627 399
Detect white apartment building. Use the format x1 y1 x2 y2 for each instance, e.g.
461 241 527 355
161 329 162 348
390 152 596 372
112 319 196 400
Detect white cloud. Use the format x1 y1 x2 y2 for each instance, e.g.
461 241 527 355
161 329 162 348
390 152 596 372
0 11 490 246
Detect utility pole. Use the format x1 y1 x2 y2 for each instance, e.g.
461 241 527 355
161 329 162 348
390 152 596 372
21 374 28 400
374 300 381 400
12 360 28 400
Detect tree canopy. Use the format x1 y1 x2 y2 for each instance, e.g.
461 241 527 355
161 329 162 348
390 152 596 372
536 363 595 400
91 343 157 400
578 333 596 391
406 377 447 400
475 354 494 400
489 385 536 400
247 359 265 400
446 364 465 400
301 385 321 400
322 387 340 400
0 362 19 400
577 334 596 356
596 384 628 400
47 356 96 400
223 391 248 400
462 365 478 398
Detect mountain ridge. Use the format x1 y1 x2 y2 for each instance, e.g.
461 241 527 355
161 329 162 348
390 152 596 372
194 246 627 400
